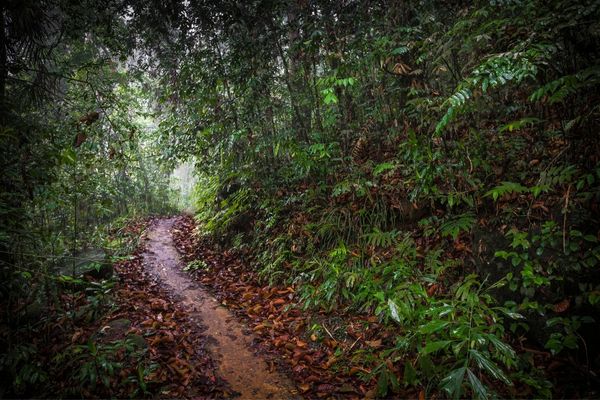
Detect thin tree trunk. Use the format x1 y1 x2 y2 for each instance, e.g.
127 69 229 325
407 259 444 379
276 39 307 142
0 6 7 119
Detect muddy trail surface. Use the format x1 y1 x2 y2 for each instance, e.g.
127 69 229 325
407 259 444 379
143 217 298 399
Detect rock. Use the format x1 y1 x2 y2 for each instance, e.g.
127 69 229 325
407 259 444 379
95 319 134 342
126 333 147 349
107 318 131 330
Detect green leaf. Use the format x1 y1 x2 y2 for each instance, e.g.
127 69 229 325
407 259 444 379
469 349 511 384
419 320 450 334
391 46 409 55
388 299 401 323
485 181 528 202
494 250 509 259
440 213 475 239
403 362 418 386
435 106 456 135
422 340 452 355
419 355 435 377
60 148 77 165
486 334 516 359
323 91 338 104
583 235 598 243
498 117 542 133
499 308 525 319
467 368 489 400
373 162 395 176
440 366 466 400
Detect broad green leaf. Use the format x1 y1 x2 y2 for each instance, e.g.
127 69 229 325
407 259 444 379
486 334 516 359
467 368 489 400
419 320 450 334
440 366 466 400
403 362 418 385
422 340 452 355
388 299 401 323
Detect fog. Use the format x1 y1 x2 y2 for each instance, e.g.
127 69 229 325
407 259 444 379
170 160 197 212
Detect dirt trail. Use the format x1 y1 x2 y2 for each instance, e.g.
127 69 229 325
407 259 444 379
143 218 297 399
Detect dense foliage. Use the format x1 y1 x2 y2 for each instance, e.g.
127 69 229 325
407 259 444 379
158 0 600 397
0 1 176 396
1 0 599 398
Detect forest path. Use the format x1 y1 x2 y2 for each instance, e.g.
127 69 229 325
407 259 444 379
143 217 297 399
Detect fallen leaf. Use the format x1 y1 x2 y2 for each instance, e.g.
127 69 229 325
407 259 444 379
299 383 311 393
365 339 382 348
338 383 357 393
71 330 83 343
552 298 570 313
272 298 286 306
427 284 439 297
324 355 337 369
316 383 336 394
74 132 87 148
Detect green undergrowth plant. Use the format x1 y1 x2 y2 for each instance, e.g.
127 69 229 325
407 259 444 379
175 0 600 397
54 338 148 396
184 259 208 272
0 216 157 397
193 173 255 238
257 234 293 284
379 275 550 399
0 343 49 394
192 175 220 224
494 222 600 356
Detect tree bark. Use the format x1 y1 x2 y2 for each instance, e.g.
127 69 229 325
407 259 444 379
285 1 309 142
0 6 7 118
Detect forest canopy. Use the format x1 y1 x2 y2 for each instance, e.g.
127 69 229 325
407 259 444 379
1 0 599 398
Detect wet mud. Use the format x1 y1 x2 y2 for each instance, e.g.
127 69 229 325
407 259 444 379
144 218 297 399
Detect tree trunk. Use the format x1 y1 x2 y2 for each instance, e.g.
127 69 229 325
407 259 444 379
285 1 310 142
0 6 7 118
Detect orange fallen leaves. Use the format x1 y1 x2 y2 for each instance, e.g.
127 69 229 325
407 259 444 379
170 215 393 398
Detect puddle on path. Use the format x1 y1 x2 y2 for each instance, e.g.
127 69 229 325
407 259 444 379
144 218 297 399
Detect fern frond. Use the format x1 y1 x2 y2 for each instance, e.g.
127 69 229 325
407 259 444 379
530 66 600 104
363 228 399 248
485 181 528 201
440 213 475 240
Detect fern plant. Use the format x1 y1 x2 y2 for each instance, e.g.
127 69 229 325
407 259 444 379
439 213 475 240
363 228 399 248
435 40 554 135
529 65 600 104
485 181 529 201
